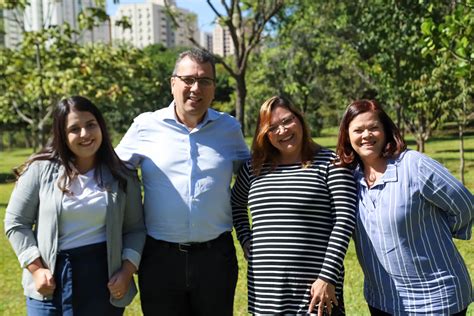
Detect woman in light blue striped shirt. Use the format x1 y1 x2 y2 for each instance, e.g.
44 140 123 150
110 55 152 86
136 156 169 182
336 100 473 315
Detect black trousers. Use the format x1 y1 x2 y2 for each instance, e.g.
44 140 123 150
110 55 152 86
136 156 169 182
138 232 238 316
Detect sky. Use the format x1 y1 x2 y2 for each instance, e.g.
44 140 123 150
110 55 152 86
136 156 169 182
106 0 218 32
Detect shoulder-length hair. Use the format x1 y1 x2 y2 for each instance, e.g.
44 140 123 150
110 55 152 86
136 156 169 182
15 96 129 192
336 99 406 169
251 96 319 176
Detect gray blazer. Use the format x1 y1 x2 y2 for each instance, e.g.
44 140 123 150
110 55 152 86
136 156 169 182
4 160 146 307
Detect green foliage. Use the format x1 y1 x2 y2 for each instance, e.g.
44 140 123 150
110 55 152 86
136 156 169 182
421 2 473 75
420 2 474 124
246 0 371 135
0 29 181 146
248 0 473 153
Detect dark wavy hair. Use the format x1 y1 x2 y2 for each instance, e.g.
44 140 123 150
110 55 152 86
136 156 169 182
15 96 129 192
336 99 407 169
251 96 319 175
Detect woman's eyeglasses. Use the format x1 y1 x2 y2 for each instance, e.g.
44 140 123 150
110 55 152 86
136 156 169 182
267 115 296 134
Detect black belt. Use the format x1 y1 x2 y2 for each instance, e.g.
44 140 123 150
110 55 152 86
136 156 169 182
147 232 231 252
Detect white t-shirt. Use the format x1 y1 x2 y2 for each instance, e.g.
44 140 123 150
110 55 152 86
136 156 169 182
59 169 107 250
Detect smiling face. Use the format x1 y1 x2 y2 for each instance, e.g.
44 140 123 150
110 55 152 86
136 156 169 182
65 108 102 173
348 111 386 165
267 105 303 164
171 56 215 128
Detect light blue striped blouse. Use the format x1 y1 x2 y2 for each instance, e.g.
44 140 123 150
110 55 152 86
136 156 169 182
353 149 473 315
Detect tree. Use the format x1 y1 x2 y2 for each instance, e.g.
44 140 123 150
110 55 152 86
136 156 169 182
421 1 474 182
259 0 370 132
340 0 451 152
0 0 112 149
0 0 167 148
0 25 78 149
164 0 284 135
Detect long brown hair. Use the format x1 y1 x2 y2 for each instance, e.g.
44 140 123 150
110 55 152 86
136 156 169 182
14 96 130 192
251 96 319 175
336 99 407 169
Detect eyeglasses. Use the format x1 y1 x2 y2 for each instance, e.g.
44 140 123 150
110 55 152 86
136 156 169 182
173 75 215 87
267 115 297 134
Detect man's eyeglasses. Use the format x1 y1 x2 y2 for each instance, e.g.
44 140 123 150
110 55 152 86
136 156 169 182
267 115 297 134
173 75 215 87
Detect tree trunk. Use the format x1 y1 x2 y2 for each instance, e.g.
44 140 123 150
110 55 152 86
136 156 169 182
39 123 47 147
31 128 38 152
8 131 15 149
459 122 465 184
235 74 247 136
417 137 425 153
24 130 32 148
395 102 404 137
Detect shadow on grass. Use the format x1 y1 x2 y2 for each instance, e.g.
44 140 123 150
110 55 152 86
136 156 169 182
434 130 474 138
431 158 474 165
406 139 417 147
0 173 16 184
405 134 474 149
435 149 474 153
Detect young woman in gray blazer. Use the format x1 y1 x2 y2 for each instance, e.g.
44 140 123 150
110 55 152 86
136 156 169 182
4 96 146 315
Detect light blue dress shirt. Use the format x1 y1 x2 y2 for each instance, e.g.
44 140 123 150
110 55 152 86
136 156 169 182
116 102 250 243
353 149 473 315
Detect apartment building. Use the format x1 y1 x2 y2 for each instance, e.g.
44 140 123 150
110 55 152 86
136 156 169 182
212 21 235 57
2 0 110 49
200 31 213 53
111 0 199 49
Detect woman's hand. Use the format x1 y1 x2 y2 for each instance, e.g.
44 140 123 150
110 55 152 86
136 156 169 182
107 260 136 299
308 279 338 316
27 258 56 296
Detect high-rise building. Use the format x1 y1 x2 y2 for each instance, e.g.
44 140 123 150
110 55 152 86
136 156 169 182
2 0 110 49
111 0 199 49
200 31 213 53
212 21 235 57
3 6 26 48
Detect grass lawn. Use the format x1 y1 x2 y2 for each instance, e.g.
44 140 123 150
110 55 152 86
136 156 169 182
0 131 472 315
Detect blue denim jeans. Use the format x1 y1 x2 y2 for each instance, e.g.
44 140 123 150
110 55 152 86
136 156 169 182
26 242 123 316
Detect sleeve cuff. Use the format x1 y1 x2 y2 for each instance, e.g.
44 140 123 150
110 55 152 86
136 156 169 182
452 226 472 240
317 274 337 286
122 248 141 270
18 247 41 269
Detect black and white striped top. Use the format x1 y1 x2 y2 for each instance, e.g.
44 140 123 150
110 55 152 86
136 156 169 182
231 149 357 314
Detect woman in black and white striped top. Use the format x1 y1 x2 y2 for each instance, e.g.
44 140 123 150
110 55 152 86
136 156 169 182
231 96 357 315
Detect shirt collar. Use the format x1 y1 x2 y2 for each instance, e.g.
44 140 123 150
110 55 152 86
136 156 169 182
163 101 219 127
355 156 400 188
